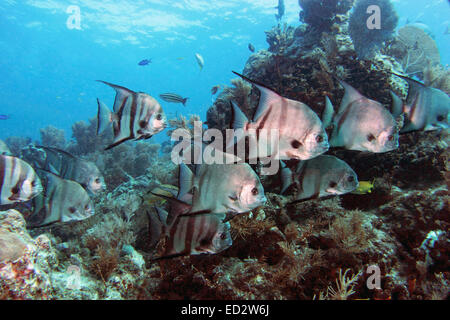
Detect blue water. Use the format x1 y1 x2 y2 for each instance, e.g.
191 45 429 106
0 0 448 142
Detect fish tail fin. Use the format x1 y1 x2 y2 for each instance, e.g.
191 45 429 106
97 98 114 135
280 161 293 194
182 98 189 106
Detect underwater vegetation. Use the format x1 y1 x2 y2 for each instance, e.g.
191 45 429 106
349 0 399 59
1 0 449 300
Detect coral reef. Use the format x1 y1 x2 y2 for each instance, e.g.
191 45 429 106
40 125 67 149
349 0 398 59
5 136 32 157
1 1 448 302
298 0 354 32
387 25 441 77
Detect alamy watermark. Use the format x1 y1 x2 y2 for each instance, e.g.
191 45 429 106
66 5 81 30
366 5 381 30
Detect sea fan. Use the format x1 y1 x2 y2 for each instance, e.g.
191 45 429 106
349 0 398 59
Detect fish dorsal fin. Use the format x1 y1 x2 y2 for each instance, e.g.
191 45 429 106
178 163 194 199
322 96 335 129
280 161 293 194
97 80 136 113
149 192 192 223
391 73 426 104
232 71 281 121
37 145 75 160
153 206 168 226
390 91 404 118
336 79 364 114
230 101 249 129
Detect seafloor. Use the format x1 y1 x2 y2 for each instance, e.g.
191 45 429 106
1 1 449 300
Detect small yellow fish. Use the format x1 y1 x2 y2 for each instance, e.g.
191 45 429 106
351 179 375 195
145 184 178 206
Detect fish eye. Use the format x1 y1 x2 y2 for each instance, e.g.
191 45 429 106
220 233 227 240
95 178 101 184
329 181 337 188
11 186 19 194
436 115 444 122
291 140 302 149
316 135 324 143
139 120 146 128
68 207 76 214
367 134 376 142
251 187 259 195
388 135 394 141
31 180 37 187
156 114 162 121
85 205 91 211
347 176 355 182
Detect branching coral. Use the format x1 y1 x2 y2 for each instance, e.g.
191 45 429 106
299 0 354 31
316 268 361 300
388 26 441 77
328 210 373 253
265 23 296 54
206 78 252 131
422 63 450 94
349 0 398 59
166 114 202 138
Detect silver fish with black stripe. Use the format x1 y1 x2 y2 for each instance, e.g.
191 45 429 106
178 161 266 218
159 93 189 106
27 172 94 227
0 155 43 205
97 81 167 150
390 74 449 133
323 79 400 153
230 71 329 160
36 146 106 194
149 206 232 261
280 155 359 202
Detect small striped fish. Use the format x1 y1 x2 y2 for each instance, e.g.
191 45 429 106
27 172 94 227
324 79 399 153
97 81 167 150
150 206 232 260
391 74 449 133
230 71 329 160
280 155 358 202
159 93 189 106
36 146 105 194
0 155 43 205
